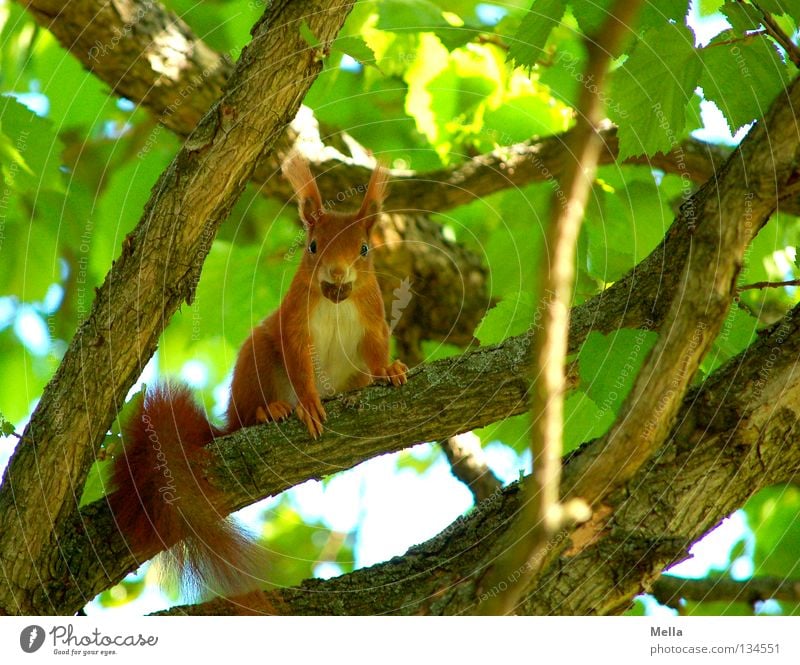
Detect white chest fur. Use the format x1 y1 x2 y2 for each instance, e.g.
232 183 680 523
308 298 367 396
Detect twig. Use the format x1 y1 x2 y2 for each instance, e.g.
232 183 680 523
751 1 800 68
704 29 768 49
478 0 644 616
652 575 800 609
738 278 800 291
440 434 502 503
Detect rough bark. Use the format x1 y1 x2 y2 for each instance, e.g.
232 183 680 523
12 72 800 614
0 0 354 615
7 0 800 618
652 576 800 609
155 302 800 615
564 76 800 506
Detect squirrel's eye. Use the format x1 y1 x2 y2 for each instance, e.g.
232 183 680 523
360 243 369 257
308 239 317 254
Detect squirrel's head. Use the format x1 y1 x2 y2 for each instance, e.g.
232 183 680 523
282 153 389 304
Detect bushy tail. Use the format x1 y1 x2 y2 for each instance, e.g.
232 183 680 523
109 384 267 600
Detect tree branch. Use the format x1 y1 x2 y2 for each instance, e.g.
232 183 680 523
20 0 732 212
566 76 800 505
154 300 800 615
651 575 800 609
752 1 800 68
440 435 503 503
0 0 355 615
481 0 642 615
44 73 800 615
19 0 491 351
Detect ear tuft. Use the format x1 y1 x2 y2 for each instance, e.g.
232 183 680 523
358 163 389 232
282 152 324 228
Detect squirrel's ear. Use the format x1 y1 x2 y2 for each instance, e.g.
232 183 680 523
358 164 389 233
282 153 324 229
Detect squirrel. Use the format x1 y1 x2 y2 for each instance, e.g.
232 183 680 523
109 153 408 601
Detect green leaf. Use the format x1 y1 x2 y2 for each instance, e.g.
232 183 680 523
0 331 39 423
474 291 535 345
79 457 114 507
377 0 448 32
584 174 672 282
507 0 567 69
578 328 659 417
475 412 531 454
637 0 691 30
756 0 800 16
609 22 702 160
720 2 763 32
96 578 147 609
0 413 17 437
0 96 63 190
299 20 321 48
684 599 753 616
701 304 758 374
569 0 689 36
332 35 377 67
700 33 789 133
563 390 615 452
744 484 800 578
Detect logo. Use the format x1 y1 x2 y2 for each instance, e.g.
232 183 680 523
20 625 45 653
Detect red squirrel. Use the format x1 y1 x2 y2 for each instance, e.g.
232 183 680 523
110 154 408 599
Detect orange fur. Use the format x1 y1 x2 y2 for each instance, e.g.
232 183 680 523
110 154 407 602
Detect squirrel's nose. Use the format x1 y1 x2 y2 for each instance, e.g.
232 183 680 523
330 267 346 283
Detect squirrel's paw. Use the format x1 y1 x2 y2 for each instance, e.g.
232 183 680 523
296 396 327 439
374 360 408 386
256 401 293 424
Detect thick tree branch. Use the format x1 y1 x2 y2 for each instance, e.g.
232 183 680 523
0 0 355 615
155 301 800 615
10 0 800 618
651 575 800 609
566 76 800 506
44 74 800 615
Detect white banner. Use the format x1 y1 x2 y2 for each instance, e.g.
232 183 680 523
0 616 797 664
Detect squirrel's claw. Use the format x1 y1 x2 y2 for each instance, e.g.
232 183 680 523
380 359 408 386
256 401 293 423
296 396 327 439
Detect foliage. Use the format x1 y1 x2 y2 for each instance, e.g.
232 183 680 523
0 0 799 615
